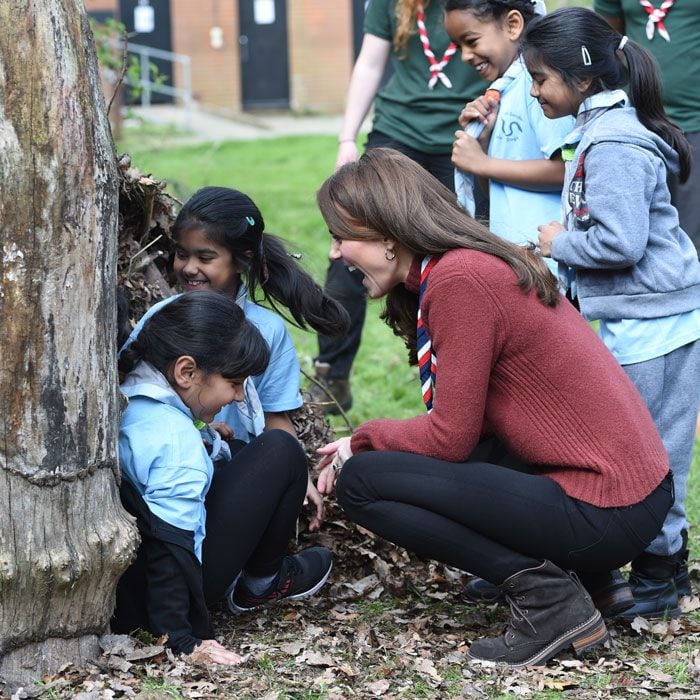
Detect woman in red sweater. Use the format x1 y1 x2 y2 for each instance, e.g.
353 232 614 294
315 148 672 667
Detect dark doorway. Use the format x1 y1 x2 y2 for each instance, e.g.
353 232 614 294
238 0 290 110
119 0 174 104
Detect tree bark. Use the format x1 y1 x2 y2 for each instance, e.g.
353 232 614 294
0 0 138 689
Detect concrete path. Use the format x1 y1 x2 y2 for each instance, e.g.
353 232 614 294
126 104 369 144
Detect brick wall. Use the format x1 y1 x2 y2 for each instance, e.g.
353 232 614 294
84 0 117 12
288 0 352 113
169 0 239 112
83 0 354 114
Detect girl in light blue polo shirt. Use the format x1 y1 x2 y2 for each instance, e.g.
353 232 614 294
447 0 573 267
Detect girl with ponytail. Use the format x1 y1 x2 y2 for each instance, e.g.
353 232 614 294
525 7 700 619
121 186 350 528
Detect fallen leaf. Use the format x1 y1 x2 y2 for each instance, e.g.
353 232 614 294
364 679 391 696
343 574 380 595
631 616 651 634
279 641 305 656
679 595 700 613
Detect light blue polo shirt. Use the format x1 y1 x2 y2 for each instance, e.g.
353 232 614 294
121 289 302 442
488 58 573 269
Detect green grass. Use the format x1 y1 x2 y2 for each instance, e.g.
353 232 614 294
121 132 699 561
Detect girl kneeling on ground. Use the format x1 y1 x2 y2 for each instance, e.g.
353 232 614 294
113 292 332 664
315 148 672 667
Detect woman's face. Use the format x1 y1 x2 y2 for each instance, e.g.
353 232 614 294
329 234 404 299
173 227 242 297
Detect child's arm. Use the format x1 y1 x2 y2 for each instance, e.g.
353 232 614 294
548 144 655 269
452 134 565 191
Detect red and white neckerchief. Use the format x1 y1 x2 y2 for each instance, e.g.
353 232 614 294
639 0 676 42
416 6 457 89
417 256 438 412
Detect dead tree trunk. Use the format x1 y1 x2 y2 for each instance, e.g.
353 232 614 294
0 0 138 688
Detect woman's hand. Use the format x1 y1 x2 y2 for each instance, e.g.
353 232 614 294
305 474 325 532
209 421 234 440
189 639 245 665
452 131 489 176
335 140 359 170
316 437 353 495
537 221 566 257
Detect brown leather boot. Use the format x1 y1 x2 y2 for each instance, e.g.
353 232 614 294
306 361 352 415
464 568 634 618
468 560 608 667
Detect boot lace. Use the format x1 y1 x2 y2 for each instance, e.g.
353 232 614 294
504 593 537 640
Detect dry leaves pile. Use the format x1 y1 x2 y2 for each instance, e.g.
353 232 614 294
116 154 179 322
8 513 700 699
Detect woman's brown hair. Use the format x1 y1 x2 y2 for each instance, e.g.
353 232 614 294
316 148 560 364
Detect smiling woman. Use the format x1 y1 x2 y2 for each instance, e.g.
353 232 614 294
328 235 411 299
314 148 673 669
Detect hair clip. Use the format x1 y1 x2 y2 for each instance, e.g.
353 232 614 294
617 35 628 51
531 0 547 16
246 216 255 226
581 46 592 67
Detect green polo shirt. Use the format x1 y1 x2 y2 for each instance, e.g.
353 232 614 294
365 0 486 154
595 0 700 133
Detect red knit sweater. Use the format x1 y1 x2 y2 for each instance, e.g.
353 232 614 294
351 250 668 508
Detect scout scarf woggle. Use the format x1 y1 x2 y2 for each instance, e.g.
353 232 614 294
639 0 676 42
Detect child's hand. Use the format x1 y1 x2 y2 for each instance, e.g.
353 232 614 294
537 221 566 257
305 475 325 532
458 94 500 129
209 421 234 440
190 639 245 665
452 131 488 176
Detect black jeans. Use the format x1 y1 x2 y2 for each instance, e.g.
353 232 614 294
202 429 308 602
336 445 673 584
316 131 456 378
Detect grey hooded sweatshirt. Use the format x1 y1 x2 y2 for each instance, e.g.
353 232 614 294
551 104 700 321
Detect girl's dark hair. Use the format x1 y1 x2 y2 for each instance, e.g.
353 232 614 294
444 0 537 24
118 291 270 381
317 148 559 365
172 186 350 335
523 7 691 182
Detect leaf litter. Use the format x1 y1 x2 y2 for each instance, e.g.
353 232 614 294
5 502 699 699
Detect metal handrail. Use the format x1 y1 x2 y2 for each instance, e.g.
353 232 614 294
121 41 193 128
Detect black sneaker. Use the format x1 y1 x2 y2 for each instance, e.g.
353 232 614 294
228 547 333 614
